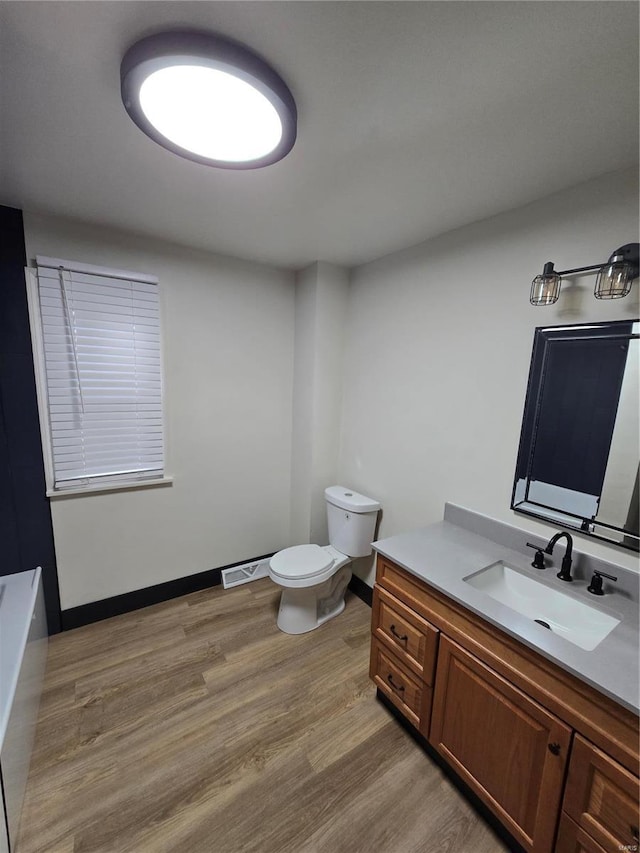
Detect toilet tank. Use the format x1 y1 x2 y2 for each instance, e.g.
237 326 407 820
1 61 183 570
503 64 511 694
324 486 381 558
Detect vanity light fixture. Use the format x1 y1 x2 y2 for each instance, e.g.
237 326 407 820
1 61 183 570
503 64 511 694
530 243 639 306
120 31 297 169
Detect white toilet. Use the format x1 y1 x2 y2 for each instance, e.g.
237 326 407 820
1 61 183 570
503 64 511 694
269 486 381 634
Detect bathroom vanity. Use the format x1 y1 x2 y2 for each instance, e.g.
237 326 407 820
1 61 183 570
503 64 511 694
369 506 639 853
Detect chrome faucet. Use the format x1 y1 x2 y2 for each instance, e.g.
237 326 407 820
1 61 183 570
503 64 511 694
544 531 573 582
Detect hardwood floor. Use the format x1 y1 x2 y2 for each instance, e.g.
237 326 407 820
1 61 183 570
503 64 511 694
17 579 509 853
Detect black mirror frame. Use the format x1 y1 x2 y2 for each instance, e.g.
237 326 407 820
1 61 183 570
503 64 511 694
511 319 639 553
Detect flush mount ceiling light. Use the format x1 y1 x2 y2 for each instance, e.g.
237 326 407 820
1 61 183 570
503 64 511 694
121 31 297 169
530 243 640 306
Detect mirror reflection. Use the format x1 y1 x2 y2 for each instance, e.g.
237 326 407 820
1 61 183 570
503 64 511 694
512 320 639 552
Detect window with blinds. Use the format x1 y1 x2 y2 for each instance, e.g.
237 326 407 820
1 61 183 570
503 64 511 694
32 256 164 492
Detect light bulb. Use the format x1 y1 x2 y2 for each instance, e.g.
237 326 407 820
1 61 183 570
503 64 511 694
139 65 283 162
594 255 633 299
531 263 561 306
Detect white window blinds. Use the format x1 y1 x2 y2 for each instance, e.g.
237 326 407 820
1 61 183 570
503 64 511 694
35 257 164 491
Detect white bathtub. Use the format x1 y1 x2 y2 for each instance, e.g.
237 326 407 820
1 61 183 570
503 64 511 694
0 568 48 853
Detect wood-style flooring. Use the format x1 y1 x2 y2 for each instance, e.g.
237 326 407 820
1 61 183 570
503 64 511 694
17 578 509 853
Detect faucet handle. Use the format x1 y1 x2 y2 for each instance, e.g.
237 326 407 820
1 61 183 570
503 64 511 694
587 570 618 596
526 542 546 570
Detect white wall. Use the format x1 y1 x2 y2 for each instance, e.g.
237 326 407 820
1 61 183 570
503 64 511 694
339 168 640 583
598 337 639 540
290 262 349 545
21 168 640 607
24 213 295 609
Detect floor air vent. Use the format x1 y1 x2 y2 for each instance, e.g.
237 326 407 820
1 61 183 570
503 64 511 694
221 559 271 589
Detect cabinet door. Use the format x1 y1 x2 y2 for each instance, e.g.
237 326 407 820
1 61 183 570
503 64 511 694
430 636 571 853
563 734 640 853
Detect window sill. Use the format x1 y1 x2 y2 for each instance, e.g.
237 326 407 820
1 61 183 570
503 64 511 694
46 476 173 499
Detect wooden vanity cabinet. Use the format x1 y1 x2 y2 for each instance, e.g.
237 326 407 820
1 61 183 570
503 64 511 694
370 555 640 853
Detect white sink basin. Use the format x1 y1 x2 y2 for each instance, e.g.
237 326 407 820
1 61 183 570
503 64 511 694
464 561 620 651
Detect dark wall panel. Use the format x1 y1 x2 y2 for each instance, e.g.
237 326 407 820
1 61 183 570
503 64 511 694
0 393 21 568
0 205 61 633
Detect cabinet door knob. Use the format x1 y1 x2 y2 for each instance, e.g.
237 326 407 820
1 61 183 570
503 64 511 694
390 624 408 643
547 742 561 755
387 673 405 693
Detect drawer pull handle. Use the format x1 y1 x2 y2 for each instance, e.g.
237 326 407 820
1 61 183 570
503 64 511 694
547 742 561 756
387 673 405 693
631 825 639 843
389 624 408 643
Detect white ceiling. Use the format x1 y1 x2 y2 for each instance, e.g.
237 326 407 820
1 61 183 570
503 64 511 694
1 1 638 270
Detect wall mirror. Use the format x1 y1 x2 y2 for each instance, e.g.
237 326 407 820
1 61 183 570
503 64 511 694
512 319 639 552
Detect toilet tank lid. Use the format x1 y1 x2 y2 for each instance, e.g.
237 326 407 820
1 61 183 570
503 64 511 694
324 486 380 513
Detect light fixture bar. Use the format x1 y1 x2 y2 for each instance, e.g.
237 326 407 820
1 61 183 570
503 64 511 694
553 263 605 276
530 243 639 306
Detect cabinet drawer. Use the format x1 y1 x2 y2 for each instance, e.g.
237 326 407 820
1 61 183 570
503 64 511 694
563 734 640 853
369 638 431 733
556 813 611 853
372 586 438 684
376 556 433 620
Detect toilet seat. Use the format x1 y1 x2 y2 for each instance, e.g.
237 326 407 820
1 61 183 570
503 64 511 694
269 544 334 580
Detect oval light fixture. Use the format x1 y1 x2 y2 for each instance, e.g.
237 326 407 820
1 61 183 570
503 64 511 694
121 31 297 169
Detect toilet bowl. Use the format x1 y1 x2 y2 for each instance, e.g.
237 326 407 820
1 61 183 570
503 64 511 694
269 544 351 634
269 486 380 634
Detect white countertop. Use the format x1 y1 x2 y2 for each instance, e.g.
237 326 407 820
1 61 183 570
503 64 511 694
373 519 640 715
0 568 41 749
